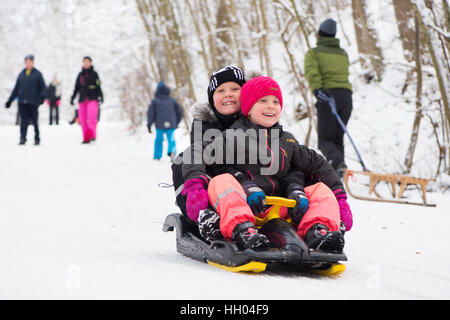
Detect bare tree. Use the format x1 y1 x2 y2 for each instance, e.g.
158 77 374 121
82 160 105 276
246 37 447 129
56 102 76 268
351 0 384 81
404 17 423 173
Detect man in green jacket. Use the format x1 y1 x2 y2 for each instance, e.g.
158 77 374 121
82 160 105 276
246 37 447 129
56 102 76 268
304 18 353 178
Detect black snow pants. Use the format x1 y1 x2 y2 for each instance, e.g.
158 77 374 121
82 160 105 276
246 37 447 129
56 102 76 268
18 103 40 142
316 88 352 171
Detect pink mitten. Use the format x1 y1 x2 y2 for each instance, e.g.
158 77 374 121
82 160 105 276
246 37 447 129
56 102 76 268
181 178 209 222
334 189 353 231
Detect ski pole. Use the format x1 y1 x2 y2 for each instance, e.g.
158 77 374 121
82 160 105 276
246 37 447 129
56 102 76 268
316 90 368 172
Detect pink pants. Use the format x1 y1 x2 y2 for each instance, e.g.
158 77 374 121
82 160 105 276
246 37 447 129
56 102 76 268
78 99 98 142
208 174 340 239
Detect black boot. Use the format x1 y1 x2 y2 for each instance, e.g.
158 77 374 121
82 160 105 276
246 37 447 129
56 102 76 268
304 223 344 253
18 138 26 145
198 209 223 242
232 222 269 250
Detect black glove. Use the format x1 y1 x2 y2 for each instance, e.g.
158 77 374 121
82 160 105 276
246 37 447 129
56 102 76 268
313 89 330 103
39 97 45 105
286 184 309 225
70 98 75 106
5 101 12 109
241 180 266 215
147 126 152 134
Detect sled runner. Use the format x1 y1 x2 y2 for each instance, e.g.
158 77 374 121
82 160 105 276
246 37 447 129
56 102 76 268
343 169 436 207
163 196 347 276
316 91 435 207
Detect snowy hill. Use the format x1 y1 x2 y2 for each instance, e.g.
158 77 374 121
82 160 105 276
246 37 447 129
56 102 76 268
1 0 449 301
0 122 449 300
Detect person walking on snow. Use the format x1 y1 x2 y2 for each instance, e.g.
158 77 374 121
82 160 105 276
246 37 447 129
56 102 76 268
5 54 46 145
147 81 183 160
304 18 353 178
182 76 352 252
70 56 103 144
46 74 61 125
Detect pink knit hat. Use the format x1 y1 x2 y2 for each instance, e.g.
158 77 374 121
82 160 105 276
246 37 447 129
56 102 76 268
240 76 283 117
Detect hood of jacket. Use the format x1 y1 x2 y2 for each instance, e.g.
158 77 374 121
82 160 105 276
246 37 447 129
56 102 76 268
193 103 217 124
155 82 170 98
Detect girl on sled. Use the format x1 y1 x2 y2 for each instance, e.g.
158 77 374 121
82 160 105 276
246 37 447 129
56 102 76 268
181 76 353 252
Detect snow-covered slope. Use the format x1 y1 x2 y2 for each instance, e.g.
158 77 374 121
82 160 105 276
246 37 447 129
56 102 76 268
0 123 449 299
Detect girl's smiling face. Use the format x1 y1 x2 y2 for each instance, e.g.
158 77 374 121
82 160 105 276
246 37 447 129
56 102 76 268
213 81 242 115
248 95 281 127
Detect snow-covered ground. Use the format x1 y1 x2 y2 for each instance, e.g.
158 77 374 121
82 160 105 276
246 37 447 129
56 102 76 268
0 121 449 300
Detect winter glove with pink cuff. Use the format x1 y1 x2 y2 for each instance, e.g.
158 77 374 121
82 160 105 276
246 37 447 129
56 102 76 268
181 177 209 222
334 189 353 231
286 184 310 225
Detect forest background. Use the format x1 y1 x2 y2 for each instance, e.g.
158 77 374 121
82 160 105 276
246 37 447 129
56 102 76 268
1 0 449 188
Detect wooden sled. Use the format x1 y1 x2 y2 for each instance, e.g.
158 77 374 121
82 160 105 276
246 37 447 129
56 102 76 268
343 169 436 207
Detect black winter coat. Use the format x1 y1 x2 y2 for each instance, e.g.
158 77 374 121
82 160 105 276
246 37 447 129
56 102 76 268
8 68 46 106
183 116 343 196
71 66 103 103
47 83 61 107
147 83 183 130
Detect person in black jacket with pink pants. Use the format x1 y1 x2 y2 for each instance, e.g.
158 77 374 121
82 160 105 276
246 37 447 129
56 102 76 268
70 56 103 144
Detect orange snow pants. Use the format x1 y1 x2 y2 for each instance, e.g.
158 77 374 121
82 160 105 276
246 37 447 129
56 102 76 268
208 173 340 239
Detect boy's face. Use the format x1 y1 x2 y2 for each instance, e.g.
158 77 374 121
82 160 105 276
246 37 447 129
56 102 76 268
248 95 281 127
213 81 242 115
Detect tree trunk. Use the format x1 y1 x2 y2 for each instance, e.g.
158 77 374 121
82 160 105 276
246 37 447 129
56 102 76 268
404 17 423 174
351 0 384 81
258 0 272 75
186 0 211 73
392 0 415 63
412 1 450 159
216 0 234 66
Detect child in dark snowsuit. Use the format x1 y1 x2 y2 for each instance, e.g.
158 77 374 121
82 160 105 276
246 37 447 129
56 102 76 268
46 75 61 125
182 76 352 252
147 81 183 160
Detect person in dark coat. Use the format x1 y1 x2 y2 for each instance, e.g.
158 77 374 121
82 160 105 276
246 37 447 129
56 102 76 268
147 81 183 160
304 19 353 178
5 54 46 145
46 75 61 125
70 56 103 143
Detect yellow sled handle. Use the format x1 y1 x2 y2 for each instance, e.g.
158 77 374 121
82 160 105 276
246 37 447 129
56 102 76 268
255 196 296 227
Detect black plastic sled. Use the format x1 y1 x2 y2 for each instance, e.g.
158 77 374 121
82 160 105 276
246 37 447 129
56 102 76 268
163 197 347 275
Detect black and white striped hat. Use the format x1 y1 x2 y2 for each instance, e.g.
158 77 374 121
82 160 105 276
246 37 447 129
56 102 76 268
207 65 246 107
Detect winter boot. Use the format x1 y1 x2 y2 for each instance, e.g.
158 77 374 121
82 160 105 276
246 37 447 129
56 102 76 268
304 223 345 253
232 222 270 250
198 209 223 242
18 138 26 145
